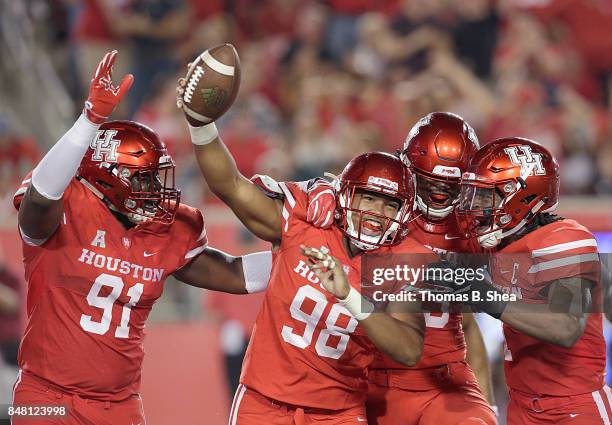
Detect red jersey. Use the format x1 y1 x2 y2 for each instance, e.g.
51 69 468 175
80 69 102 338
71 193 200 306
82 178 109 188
13 178 207 400
373 215 471 370
494 219 604 396
240 182 430 410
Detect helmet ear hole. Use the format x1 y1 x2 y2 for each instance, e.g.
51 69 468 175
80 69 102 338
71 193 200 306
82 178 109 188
96 180 113 190
521 194 537 205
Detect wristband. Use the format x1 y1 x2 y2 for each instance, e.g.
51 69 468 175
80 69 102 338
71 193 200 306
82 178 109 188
188 122 219 146
242 251 273 294
340 286 374 321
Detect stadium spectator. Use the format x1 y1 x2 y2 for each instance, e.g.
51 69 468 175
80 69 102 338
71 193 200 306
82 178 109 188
71 0 132 103
0 117 40 199
120 0 190 117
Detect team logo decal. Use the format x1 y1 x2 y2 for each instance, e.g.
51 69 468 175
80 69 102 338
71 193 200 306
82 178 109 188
91 230 106 248
201 86 227 108
91 130 121 162
368 176 398 191
504 146 545 176
122 237 131 249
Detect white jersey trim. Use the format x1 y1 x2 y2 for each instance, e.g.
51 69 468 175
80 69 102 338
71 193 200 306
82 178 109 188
13 186 27 199
282 206 289 232
185 243 207 260
229 383 247 425
278 182 296 208
592 389 611 425
605 386 612 416
11 369 22 403
528 253 600 274
531 239 598 258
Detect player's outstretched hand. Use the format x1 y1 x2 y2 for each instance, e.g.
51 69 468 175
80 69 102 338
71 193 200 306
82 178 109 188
301 245 350 299
84 50 133 124
306 179 336 228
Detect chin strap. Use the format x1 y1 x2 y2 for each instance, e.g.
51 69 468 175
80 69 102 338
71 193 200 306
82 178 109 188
126 209 154 224
478 230 503 248
343 207 381 251
78 177 151 225
477 199 547 248
415 195 455 220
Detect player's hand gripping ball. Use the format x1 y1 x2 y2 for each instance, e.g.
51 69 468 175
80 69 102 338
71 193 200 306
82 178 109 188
176 44 241 126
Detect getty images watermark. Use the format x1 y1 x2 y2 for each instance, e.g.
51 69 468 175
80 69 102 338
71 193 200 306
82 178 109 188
358 253 610 313
368 262 502 303
365 260 519 305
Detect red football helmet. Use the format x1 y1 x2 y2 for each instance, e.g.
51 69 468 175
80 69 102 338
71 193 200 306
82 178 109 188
77 121 180 224
333 152 414 251
400 112 480 220
456 137 559 248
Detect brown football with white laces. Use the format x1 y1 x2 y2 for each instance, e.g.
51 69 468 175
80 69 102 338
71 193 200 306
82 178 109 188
181 44 241 126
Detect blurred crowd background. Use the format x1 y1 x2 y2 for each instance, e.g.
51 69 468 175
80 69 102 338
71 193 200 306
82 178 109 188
0 0 611 424
1 0 612 205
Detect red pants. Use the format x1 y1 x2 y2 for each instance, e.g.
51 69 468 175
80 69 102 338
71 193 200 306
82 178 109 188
229 384 368 425
507 386 612 425
11 371 146 425
366 362 497 425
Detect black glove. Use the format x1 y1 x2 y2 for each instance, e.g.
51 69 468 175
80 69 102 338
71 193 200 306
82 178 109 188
421 260 473 295
466 268 509 319
423 260 509 319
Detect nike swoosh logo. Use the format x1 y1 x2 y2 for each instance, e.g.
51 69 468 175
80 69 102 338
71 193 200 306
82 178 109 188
500 270 510 274
357 418 367 423
444 234 460 240
143 252 156 257
570 414 579 418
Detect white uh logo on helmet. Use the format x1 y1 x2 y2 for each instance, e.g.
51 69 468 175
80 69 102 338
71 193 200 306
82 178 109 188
504 146 545 177
91 130 121 162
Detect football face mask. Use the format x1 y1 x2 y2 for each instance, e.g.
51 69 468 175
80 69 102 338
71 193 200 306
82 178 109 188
456 183 505 243
338 187 408 250
334 152 414 251
414 173 461 221
122 162 179 224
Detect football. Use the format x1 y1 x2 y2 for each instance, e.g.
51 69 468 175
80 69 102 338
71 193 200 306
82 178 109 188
181 44 241 126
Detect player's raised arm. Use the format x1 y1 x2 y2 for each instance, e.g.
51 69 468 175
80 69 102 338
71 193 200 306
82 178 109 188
302 246 425 366
176 46 282 243
174 248 272 294
18 51 132 243
188 129 282 242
